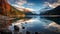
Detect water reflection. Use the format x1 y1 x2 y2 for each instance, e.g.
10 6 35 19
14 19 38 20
8 15 60 34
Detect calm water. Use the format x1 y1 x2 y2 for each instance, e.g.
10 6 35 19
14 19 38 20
8 15 60 34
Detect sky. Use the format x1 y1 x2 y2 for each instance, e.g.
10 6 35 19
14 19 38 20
8 0 60 11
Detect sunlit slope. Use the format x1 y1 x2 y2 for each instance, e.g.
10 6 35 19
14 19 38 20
0 0 25 18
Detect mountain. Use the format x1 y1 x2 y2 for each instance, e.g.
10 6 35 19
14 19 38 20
40 6 60 25
0 0 25 18
39 6 52 13
0 0 25 29
0 0 33 21
0 0 33 18
40 6 60 15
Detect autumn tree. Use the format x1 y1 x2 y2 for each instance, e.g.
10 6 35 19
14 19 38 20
0 0 10 16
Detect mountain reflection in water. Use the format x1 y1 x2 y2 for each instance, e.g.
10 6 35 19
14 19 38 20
9 15 60 34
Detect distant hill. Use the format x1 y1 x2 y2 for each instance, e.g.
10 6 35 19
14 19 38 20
40 6 60 25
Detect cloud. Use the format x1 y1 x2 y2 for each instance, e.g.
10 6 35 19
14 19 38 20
44 0 60 8
26 8 35 11
15 0 27 5
15 0 35 7
11 0 35 11
27 3 35 6
12 4 25 11
27 3 35 8
12 4 35 11
8 0 35 11
12 4 25 8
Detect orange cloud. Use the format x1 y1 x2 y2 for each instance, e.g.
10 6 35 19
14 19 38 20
15 0 27 5
12 4 34 12
44 0 60 8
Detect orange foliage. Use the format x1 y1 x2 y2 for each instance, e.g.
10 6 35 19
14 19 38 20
1 0 10 15
5 0 10 12
1 0 5 13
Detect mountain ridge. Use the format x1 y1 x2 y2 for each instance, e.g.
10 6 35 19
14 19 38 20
40 5 60 15
40 5 60 25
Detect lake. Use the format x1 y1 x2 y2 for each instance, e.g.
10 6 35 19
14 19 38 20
8 15 60 34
